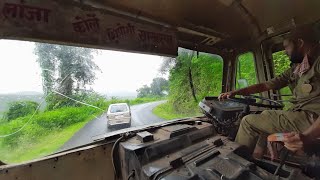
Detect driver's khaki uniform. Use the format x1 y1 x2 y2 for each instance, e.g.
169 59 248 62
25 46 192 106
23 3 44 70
236 54 320 152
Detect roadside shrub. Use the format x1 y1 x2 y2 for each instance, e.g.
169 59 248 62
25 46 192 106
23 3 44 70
35 106 99 128
46 91 108 110
5 101 39 121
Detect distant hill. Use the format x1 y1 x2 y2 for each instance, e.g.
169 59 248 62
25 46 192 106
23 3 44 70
0 91 42 95
11 91 43 96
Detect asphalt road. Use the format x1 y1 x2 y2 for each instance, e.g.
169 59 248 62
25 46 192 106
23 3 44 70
59 100 166 151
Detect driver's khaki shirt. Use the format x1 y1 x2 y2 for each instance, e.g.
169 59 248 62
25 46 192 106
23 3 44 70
265 55 320 115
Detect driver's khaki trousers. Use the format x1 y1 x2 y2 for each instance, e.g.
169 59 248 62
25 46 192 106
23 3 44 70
235 110 315 152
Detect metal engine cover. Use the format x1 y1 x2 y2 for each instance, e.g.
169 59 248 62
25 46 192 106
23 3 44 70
199 97 245 124
118 120 311 180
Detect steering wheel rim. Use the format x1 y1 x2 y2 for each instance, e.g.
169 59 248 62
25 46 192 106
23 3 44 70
229 95 284 109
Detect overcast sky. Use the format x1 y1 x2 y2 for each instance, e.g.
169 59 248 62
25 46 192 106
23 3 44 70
0 40 167 96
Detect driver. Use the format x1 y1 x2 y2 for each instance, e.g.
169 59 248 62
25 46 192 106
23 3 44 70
218 25 320 158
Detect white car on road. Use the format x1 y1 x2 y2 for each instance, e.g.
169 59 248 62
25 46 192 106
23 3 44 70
106 103 131 128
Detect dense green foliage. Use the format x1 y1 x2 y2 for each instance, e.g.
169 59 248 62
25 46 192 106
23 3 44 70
155 52 223 119
272 51 293 109
45 91 106 110
5 101 39 121
167 52 223 114
236 53 257 88
273 51 291 76
272 50 292 95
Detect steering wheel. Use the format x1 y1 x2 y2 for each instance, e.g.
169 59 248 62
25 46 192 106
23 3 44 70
229 95 284 109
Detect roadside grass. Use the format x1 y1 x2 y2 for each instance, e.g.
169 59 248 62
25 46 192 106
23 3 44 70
153 102 202 120
0 107 102 163
0 97 163 163
0 122 90 163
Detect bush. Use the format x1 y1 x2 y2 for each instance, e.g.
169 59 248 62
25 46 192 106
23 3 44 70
45 91 108 110
5 101 39 121
35 106 99 128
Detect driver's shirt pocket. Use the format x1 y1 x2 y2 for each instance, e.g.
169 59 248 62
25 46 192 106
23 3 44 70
295 67 319 99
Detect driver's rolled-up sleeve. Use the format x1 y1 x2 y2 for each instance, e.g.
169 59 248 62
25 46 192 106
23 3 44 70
264 68 292 90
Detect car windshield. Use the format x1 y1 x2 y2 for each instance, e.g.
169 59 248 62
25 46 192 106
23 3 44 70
110 105 128 113
0 40 224 164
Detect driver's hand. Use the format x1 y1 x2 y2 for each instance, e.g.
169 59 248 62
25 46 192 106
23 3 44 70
283 132 304 152
218 91 235 101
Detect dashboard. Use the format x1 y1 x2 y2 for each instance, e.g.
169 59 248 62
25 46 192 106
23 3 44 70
199 97 245 136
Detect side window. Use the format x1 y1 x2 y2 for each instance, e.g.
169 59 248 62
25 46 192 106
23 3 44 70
272 50 292 109
191 52 224 97
236 52 257 89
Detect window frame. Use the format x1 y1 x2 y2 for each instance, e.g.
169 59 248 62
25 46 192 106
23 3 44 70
234 52 258 90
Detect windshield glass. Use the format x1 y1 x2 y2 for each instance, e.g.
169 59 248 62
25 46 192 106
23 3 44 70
110 104 128 113
0 40 223 164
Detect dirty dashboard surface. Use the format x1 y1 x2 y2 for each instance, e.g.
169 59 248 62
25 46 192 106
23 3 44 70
116 120 311 180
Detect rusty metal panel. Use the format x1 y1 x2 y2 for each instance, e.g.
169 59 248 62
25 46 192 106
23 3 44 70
0 144 115 180
0 0 178 56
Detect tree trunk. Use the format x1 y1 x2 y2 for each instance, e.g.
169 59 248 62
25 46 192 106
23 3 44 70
187 51 197 102
188 66 197 102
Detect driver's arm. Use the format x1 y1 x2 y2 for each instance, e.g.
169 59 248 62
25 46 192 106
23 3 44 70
218 83 272 100
218 68 292 100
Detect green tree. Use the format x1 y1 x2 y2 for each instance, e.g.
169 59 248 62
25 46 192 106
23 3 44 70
272 51 291 76
150 77 169 96
33 44 57 95
136 85 151 98
163 50 223 114
34 43 100 96
165 49 198 102
5 101 39 120
136 78 169 97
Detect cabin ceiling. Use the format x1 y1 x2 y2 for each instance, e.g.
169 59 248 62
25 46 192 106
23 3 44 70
84 0 320 51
